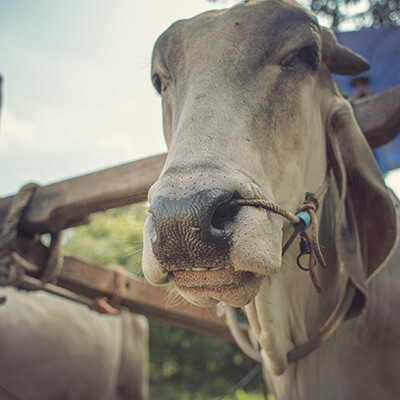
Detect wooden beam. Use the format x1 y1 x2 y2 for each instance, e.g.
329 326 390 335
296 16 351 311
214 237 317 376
58 256 233 341
11 237 232 342
0 153 167 235
353 85 400 149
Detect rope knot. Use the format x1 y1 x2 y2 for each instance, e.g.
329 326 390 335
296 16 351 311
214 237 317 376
304 192 319 211
299 201 316 213
0 251 25 287
0 183 64 289
292 192 327 294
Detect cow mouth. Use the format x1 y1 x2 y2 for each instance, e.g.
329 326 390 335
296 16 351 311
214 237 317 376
171 268 264 307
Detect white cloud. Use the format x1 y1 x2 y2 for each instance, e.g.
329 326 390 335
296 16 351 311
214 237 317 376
90 81 167 163
0 108 38 155
96 132 151 158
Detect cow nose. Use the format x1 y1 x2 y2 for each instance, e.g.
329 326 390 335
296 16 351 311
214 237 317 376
149 189 237 270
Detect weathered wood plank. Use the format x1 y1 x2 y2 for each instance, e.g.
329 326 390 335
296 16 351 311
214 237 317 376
11 241 232 342
353 85 400 148
58 256 232 341
0 153 167 234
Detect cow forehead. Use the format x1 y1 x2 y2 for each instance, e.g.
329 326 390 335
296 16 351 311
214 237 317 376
153 0 319 71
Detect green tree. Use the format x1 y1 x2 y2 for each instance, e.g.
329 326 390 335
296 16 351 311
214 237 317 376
208 0 400 30
64 204 147 276
307 0 400 29
149 320 263 400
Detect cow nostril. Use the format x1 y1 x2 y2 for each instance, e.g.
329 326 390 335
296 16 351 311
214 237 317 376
211 203 240 231
147 215 157 246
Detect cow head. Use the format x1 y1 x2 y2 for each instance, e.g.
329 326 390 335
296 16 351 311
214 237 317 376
142 0 396 342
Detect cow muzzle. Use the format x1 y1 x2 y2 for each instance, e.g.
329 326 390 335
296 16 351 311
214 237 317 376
149 189 234 270
142 185 283 307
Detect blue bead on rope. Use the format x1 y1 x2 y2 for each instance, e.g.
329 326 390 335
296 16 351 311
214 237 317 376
293 211 311 232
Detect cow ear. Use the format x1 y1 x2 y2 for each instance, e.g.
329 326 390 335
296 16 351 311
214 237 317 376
327 101 398 302
322 28 370 76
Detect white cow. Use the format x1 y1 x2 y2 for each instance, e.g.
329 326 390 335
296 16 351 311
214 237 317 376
0 287 149 400
142 0 400 398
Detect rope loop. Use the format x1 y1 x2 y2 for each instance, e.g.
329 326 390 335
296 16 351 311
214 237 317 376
0 183 64 287
0 183 40 247
304 192 319 212
0 183 39 287
0 251 26 287
296 236 310 271
40 231 64 284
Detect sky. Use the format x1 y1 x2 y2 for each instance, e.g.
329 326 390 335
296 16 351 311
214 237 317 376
1 0 399 197
0 0 238 196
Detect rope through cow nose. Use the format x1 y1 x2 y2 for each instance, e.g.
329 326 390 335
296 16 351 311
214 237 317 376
223 170 330 293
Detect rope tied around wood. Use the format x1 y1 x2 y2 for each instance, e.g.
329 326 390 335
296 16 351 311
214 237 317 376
0 184 127 315
0 183 63 287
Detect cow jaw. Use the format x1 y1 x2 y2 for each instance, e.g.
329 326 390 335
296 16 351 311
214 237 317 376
173 269 264 307
142 198 283 307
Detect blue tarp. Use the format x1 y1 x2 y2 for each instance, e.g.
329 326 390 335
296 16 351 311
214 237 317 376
333 27 400 173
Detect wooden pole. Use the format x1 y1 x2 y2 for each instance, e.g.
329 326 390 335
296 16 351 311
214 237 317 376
16 250 233 342
59 256 233 341
353 85 400 149
0 153 166 234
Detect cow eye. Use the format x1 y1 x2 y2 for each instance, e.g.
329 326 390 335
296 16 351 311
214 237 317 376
281 46 319 71
153 74 166 94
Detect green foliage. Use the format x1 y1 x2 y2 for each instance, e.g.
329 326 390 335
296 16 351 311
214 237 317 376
63 204 147 276
306 0 400 30
208 0 400 30
148 320 263 400
63 205 268 400
221 389 276 400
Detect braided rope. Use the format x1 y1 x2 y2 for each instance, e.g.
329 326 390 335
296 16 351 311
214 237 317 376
0 183 64 286
227 199 301 224
0 184 39 286
40 231 64 284
224 169 330 293
224 169 358 365
0 184 39 247
0 184 126 316
295 200 326 293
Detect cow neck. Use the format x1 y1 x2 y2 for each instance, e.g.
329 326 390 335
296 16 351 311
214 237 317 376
226 167 358 365
286 280 356 362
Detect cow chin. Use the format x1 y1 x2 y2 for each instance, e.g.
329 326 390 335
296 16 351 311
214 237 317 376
142 206 283 307
173 269 264 307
